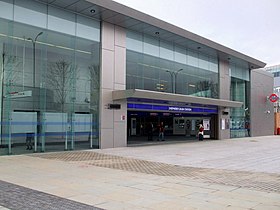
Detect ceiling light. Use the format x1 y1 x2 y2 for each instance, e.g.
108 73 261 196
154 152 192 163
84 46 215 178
90 9 95 13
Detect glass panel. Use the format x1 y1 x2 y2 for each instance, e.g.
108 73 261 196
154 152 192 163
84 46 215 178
143 35 159 57
187 50 198 67
230 62 249 81
230 77 250 138
126 30 219 98
174 45 186 64
198 53 209 70
230 62 251 140
48 7 75 36
14 0 47 28
0 0 13 20
0 0 100 155
209 57 218 73
76 15 100 42
160 40 173 60
126 49 218 97
127 29 220 98
0 20 12 155
127 30 143 53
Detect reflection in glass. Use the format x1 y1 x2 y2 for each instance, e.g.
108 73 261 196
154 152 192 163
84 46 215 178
230 74 250 138
126 30 219 98
0 9 100 155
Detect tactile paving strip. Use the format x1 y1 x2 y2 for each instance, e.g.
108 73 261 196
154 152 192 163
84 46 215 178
31 151 280 194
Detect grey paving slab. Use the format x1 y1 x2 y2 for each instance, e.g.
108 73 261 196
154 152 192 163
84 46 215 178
0 180 102 210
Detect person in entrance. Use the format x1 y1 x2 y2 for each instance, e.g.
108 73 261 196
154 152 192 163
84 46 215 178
147 122 154 141
158 122 165 141
245 121 250 137
198 124 204 141
26 133 33 150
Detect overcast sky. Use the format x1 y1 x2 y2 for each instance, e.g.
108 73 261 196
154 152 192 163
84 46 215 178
114 0 280 67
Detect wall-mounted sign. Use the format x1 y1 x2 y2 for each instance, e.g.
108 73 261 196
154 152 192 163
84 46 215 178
108 104 121 109
127 103 217 114
269 93 278 103
5 90 32 98
168 107 192 112
221 118 225 130
203 119 210 131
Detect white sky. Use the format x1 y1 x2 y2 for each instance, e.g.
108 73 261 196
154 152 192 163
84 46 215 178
113 0 280 67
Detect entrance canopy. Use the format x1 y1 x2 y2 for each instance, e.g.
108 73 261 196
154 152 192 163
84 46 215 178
112 89 243 108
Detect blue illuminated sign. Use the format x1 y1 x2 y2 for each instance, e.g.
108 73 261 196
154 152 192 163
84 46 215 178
127 103 217 114
168 107 192 112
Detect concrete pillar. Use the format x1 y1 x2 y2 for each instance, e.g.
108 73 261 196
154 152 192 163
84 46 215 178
218 59 230 139
99 22 127 149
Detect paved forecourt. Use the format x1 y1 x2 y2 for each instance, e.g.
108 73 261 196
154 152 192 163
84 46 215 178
0 135 280 209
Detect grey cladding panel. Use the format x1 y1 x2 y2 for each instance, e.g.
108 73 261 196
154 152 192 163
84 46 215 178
251 70 274 137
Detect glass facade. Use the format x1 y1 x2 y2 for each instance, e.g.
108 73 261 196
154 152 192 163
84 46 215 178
0 0 100 155
265 64 280 77
230 63 250 138
126 30 219 98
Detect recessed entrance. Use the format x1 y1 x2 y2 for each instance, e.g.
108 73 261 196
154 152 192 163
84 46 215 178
127 111 217 145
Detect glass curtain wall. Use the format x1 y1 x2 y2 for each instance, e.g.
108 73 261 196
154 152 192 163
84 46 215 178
126 30 219 98
230 63 250 138
0 0 100 155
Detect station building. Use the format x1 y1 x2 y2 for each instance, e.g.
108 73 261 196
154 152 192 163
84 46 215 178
0 0 274 155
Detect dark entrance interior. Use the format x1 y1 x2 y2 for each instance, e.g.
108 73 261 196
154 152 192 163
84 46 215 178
127 111 217 145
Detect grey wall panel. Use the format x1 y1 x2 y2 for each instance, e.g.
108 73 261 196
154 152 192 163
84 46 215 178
100 89 114 129
101 21 115 51
218 107 230 140
100 128 114 148
100 21 127 149
114 46 126 85
101 50 114 89
251 69 274 137
218 60 230 139
219 59 230 100
115 26 126 47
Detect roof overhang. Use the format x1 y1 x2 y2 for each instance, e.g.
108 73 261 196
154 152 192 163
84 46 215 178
36 0 266 69
112 89 243 108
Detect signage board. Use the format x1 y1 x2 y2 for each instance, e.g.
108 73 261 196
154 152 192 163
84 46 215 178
127 103 217 114
5 90 32 98
269 93 278 103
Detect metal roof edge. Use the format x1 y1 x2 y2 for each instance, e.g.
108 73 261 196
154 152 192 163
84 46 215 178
112 89 243 108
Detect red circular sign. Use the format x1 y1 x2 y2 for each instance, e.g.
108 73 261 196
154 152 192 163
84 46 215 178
269 93 279 102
